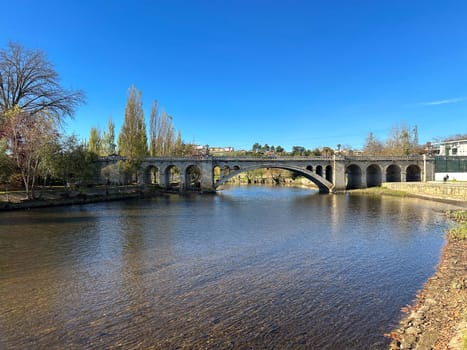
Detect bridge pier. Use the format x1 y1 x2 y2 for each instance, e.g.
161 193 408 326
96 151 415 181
179 173 187 192
199 161 216 192
401 170 407 182
332 156 346 192
160 172 168 190
360 168 367 189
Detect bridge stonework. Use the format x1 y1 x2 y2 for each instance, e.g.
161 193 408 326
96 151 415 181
98 155 434 194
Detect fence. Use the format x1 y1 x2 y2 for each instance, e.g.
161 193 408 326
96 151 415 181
435 156 467 172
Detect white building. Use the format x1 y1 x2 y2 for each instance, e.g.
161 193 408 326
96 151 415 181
432 139 467 181
433 139 467 156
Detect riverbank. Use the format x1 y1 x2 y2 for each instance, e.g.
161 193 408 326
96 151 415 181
0 185 168 211
349 184 467 208
388 210 467 350
383 182 467 203
348 185 467 348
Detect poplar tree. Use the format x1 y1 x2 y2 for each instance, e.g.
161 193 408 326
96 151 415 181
149 100 177 156
88 127 101 155
117 86 147 169
149 100 159 156
101 117 116 155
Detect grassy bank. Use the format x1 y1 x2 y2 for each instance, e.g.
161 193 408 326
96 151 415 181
347 186 410 197
447 210 467 240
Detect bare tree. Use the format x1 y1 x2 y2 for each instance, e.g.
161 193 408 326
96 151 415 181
0 42 84 126
363 132 384 155
149 100 178 156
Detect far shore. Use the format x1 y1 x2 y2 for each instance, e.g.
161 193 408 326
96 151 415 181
1 181 467 211
0 185 171 211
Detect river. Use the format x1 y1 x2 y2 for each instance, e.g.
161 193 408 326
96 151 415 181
0 186 454 349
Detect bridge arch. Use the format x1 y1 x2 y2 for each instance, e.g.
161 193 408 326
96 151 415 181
406 164 421 182
316 165 323 176
144 165 160 185
214 164 333 193
325 165 333 183
346 164 362 189
185 165 201 190
306 165 313 172
386 164 401 182
366 164 382 187
163 165 181 189
222 165 230 177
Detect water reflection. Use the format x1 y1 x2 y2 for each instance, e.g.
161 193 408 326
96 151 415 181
0 186 457 349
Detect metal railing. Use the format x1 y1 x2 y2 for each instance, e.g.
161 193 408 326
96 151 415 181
435 156 467 172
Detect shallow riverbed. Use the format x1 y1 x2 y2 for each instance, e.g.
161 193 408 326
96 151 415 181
0 186 454 349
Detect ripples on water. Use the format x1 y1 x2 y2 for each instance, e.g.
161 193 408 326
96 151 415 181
0 186 452 349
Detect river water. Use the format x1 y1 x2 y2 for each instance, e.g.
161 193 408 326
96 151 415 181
0 186 454 349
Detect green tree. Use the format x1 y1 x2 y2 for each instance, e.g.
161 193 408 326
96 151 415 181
401 129 411 155
46 135 98 191
252 143 261 153
88 127 101 155
118 86 148 175
101 117 116 155
37 136 62 191
174 130 183 156
291 146 306 156
311 148 321 156
0 138 14 196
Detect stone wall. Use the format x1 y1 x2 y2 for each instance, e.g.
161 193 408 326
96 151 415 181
383 182 467 202
434 172 467 182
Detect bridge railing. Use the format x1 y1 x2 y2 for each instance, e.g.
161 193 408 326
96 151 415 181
343 155 430 161
98 155 433 163
211 156 333 161
98 155 214 162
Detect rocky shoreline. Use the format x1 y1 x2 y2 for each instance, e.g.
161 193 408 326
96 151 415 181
388 211 467 350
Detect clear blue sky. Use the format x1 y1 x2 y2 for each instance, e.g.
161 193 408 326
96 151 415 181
1 0 466 151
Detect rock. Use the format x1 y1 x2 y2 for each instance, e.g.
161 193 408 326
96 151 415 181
405 326 419 336
415 329 438 350
400 334 416 349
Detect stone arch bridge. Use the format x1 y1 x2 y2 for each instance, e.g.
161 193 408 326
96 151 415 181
98 155 434 193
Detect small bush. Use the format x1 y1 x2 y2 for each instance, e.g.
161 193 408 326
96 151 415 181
449 224 467 241
446 210 467 223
